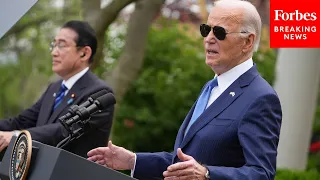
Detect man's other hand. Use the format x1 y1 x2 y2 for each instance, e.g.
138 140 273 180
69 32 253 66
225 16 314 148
163 148 207 180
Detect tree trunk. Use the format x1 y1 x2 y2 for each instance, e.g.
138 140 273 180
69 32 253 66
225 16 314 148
82 0 139 70
198 0 208 21
105 0 165 103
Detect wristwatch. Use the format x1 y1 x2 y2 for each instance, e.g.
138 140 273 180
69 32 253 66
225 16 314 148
204 166 210 179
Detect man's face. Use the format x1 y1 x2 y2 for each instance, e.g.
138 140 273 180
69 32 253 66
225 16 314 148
51 28 83 79
204 6 247 75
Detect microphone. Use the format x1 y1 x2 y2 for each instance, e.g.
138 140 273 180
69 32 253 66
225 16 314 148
58 89 108 122
64 93 116 127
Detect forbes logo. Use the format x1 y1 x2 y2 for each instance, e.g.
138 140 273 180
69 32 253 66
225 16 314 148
274 10 317 21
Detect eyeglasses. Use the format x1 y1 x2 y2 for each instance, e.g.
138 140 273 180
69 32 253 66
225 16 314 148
200 24 248 40
49 41 79 51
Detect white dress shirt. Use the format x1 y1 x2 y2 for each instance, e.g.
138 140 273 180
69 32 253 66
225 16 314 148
206 58 253 107
62 67 89 94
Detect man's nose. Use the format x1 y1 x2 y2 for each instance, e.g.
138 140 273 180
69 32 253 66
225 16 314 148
50 47 59 56
205 30 217 44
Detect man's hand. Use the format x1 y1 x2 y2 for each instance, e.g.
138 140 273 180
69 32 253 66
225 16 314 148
0 131 14 152
163 148 207 180
87 140 136 170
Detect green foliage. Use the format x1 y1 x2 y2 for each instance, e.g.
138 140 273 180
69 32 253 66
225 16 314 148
308 153 320 171
276 169 320 180
253 48 277 85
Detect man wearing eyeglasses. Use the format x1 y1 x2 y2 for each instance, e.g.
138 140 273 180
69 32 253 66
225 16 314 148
0 20 114 158
87 0 282 179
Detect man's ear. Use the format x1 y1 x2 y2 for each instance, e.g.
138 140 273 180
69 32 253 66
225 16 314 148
242 33 255 53
80 46 92 61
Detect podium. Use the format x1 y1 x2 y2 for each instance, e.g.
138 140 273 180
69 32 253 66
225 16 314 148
0 135 136 180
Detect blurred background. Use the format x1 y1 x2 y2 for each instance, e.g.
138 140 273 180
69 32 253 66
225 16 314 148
0 0 319 179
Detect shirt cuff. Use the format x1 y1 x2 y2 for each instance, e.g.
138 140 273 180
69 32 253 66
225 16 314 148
130 153 137 177
13 130 21 137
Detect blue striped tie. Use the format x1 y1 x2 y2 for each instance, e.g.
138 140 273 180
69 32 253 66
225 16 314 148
53 84 68 111
184 78 218 136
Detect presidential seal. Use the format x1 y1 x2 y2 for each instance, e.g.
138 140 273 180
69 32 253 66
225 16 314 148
9 130 32 180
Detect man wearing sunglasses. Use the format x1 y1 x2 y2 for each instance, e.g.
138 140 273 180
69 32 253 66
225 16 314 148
0 20 114 159
87 0 282 180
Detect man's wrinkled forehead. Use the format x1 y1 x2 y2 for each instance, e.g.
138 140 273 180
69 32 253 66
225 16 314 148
207 7 243 26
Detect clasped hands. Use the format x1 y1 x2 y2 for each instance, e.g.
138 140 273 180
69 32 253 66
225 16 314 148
87 141 207 180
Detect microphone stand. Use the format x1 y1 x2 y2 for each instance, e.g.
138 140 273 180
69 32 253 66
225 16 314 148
56 135 72 148
56 119 87 148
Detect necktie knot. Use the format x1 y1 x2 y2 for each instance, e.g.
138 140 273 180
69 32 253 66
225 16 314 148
60 84 68 92
208 77 218 89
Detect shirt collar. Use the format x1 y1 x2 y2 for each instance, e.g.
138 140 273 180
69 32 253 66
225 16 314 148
62 67 89 90
215 58 253 91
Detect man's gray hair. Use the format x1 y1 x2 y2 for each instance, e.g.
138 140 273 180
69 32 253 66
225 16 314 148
213 0 262 52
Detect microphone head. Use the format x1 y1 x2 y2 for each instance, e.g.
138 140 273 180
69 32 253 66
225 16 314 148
90 89 108 100
95 93 116 110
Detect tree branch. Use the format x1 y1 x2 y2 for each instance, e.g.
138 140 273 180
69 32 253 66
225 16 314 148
82 0 101 23
105 0 165 102
92 0 140 37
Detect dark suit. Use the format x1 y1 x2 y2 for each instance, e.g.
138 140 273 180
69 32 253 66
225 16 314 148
133 65 282 180
0 71 114 158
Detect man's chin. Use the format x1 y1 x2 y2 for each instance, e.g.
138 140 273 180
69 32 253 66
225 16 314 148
52 68 64 77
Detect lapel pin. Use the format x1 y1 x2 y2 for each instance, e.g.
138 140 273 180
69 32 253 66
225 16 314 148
53 93 56 97
229 92 235 97
67 98 74 104
67 93 76 105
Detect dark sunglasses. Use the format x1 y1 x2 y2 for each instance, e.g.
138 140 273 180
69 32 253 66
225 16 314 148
200 24 248 40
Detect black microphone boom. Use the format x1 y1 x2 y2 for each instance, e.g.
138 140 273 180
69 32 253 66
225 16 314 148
58 89 108 122
64 93 116 127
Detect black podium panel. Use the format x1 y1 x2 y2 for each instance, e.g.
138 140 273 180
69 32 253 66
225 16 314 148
0 137 136 180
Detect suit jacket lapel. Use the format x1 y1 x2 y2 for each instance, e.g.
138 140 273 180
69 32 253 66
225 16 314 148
179 65 259 150
40 82 62 124
180 81 243 149
174 103 196 150
47 72 90 124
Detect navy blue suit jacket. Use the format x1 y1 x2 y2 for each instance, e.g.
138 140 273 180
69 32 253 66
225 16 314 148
134 65 282 180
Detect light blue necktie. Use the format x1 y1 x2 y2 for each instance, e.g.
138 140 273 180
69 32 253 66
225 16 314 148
184 78 218 136
53 83 68 111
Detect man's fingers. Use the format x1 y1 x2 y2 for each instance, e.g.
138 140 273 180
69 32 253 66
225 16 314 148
164 175 190 180
108 140 118 154
87 154 105 161
176 148 193 162
163 168 192 177
87 147 107 157
0 138 5 152
0 142 7 152
167 161 192 172
107 140 113 148
96 159 106 165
